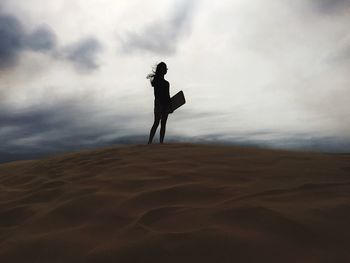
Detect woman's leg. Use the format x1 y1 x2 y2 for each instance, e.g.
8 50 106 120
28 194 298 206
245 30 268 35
148 112 161 144
160 113 169 144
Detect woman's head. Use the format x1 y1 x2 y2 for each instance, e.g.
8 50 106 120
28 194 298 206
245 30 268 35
155 62 167 76
147 62 168 86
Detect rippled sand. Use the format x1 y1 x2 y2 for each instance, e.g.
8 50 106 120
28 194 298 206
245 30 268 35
0 144 349 262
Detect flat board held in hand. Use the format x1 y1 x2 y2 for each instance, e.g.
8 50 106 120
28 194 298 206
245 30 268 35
170 91 186 112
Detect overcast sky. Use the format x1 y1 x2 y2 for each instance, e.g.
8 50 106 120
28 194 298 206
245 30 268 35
1 0 350 162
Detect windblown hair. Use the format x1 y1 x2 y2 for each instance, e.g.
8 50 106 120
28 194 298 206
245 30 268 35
147 62 167 87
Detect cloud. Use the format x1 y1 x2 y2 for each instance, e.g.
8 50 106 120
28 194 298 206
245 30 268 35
0 98 143 163
327 41 350 65
309 0 350 14
60 37 102 72
1 97 350 164
0 11 101 73
0 13 56 69
24 26 57 51
118 0 197 55
0 14 23 68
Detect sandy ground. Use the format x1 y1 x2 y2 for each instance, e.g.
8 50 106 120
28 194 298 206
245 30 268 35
0 143 349 262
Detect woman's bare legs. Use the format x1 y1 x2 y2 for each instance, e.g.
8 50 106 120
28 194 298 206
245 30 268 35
160 113 169 144
148 112 161 144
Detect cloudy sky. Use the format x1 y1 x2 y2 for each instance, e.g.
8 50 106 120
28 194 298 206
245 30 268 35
1 0 350 162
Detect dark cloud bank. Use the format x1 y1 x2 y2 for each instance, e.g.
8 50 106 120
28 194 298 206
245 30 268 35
0 12 102 72
0 13 55 69
1 100 349 164
0 100 141 163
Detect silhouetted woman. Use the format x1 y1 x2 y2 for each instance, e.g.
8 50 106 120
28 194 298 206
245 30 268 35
147 62 172 144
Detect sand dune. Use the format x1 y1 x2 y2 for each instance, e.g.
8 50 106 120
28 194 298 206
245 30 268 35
0 144 349 262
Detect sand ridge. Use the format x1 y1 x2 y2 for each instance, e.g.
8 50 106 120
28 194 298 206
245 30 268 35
0 143 349 262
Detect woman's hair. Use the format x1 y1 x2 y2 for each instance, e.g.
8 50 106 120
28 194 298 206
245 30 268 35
147 62 167 87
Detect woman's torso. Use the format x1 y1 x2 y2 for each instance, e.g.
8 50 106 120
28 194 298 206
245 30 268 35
153 78 170 106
